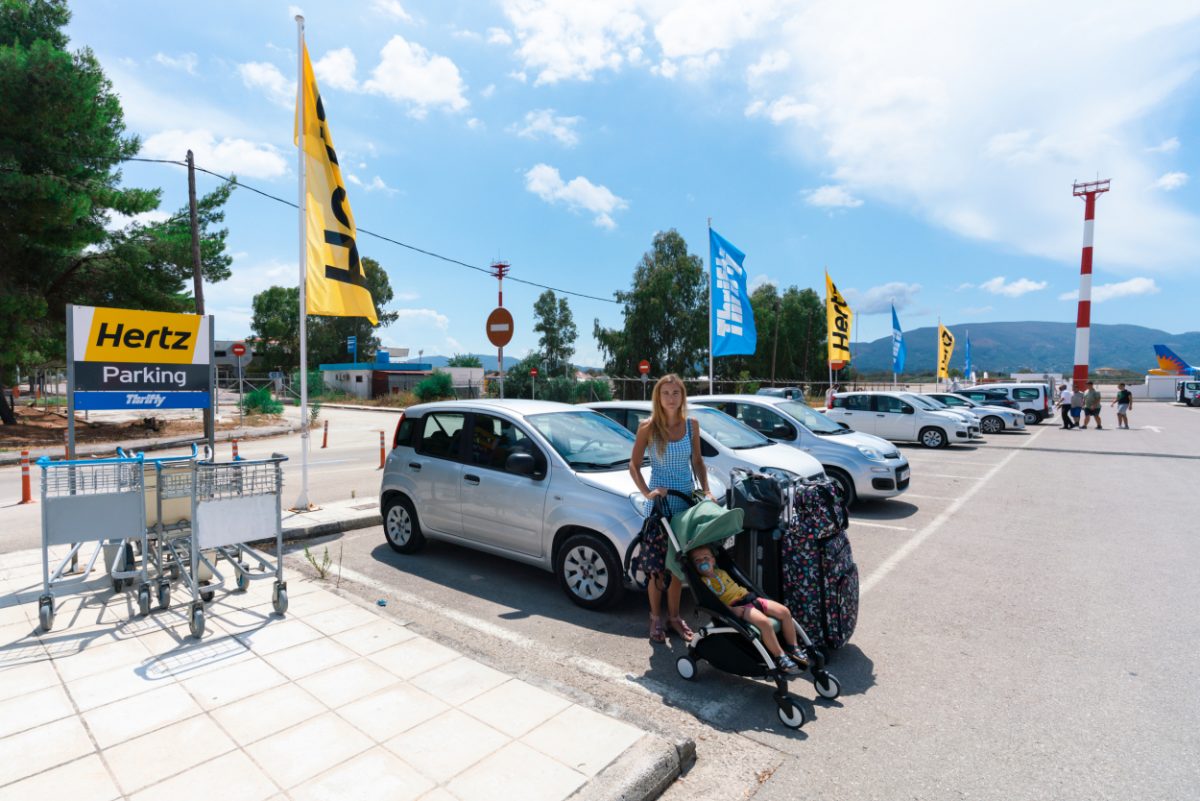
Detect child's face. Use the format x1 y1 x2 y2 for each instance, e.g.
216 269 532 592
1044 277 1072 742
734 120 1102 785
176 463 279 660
690 549 716 576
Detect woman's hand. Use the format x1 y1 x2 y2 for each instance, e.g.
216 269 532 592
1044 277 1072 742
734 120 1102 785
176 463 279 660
704 490 718 502
647 488 667 499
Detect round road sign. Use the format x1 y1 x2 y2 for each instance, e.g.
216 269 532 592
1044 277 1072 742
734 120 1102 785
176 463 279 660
830 360 846 371
530 367 538 377
638 360 650 375
231 342 247 357
486 307 514 348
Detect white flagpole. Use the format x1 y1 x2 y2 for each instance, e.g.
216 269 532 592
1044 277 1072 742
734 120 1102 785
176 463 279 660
707 217 714 394
826 270 833 400
293 14 311 511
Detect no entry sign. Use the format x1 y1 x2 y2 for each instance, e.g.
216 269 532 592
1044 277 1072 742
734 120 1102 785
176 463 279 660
638 360 650 375
231 342 246 357
486 307 514 348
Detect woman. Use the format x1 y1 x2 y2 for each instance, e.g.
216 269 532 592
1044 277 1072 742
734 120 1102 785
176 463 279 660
630 374 715 643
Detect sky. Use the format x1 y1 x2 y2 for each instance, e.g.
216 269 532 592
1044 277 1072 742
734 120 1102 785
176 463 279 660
69 0 1200 371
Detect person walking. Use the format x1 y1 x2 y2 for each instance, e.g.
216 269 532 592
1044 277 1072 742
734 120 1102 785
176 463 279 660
630 374 715 644
1081 381 1103 429
1058 383 1076 429
1069 384 1085 428
1111 383 1133 429
825 383 839 408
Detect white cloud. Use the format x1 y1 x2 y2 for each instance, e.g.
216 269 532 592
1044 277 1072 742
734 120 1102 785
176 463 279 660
502 0 647 85
142 129 288 180
747 50 789 81
1147 136 1180 154
844 282 921 314
394 308 449 328
748 274 778 292
1059 277 1160 303
207 257 296 340
451 28 483 41
487 27 513 45
1154 171 1188 191
372 0 411 21
480 83 496 98
238 61 293 108
106 209 172 232
466 117 483 130
653 0 782 60
979 276 1048 297
524 163 628 229
346 174 397 194
362 35 469 116
512 109 582 146
805 185 863 208
314 48 358 91
744 95 818 126
153 52 198 74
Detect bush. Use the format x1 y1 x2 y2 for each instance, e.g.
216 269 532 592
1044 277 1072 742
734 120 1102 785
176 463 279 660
242 386 283 415
414 371 454 402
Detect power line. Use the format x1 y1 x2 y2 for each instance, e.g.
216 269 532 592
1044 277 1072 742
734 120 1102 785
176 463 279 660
125 156 620 304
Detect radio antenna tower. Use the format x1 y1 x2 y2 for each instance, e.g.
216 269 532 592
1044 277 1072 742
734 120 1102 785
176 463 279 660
1071 179 1110 387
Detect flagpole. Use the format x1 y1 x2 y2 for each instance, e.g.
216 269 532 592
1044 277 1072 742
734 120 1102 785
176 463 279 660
936 315 941 393
293 14 311 511
825 269 832 398
707 217 713 394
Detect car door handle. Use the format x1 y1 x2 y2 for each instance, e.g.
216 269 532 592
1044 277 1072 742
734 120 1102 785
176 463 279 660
408 462 421 471
876 414 885 417
464 474 480 485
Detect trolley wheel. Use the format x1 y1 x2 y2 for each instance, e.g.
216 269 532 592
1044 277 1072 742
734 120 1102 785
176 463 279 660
235 563 250 592
776 695 806 729
137 585 151 617
189 606 205 639
111 578 124 594
272 582 288 615
676 656 698 681
813 672 841 700
157 582 170 610
38 597 54 633
199 581 215 604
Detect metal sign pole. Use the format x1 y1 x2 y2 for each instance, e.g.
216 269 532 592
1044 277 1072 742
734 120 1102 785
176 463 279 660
238 358 244 427
206 318 216 455
65 305 75 459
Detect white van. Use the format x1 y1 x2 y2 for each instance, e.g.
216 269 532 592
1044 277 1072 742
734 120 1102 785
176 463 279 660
965 382 1053 425
825 391 972 448
1177 380 1200 406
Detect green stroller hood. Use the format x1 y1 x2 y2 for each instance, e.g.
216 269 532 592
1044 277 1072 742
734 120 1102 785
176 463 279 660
665 500 745 580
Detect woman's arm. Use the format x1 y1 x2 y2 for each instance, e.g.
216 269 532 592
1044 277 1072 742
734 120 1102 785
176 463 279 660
689 417 715 498
630 420 661 497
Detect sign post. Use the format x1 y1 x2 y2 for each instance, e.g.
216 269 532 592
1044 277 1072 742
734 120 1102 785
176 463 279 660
231 342 248 427
530 367 538 399
347 335 357 364
638 360 650 399
486 306 514 399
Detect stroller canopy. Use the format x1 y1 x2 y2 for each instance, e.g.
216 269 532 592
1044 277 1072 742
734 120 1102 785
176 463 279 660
665 500 745 580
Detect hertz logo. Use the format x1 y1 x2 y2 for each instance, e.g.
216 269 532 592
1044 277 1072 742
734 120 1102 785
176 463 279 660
79 307 205 365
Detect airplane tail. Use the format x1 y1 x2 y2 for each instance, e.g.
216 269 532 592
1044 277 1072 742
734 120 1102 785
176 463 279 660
1152 344 1196 375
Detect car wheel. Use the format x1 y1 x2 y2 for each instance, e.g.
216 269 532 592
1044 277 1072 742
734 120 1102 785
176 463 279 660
826 468 857 506
980 416 1003 435
383 495 425 554
1022 410 1039 426
919 427 947 449
557 533 624 610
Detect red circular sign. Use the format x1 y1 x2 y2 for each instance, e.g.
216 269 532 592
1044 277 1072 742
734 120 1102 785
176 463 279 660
486 307 514 348
231 343 247 357
638 360 650 375
830 360 846 371
530 368 538 377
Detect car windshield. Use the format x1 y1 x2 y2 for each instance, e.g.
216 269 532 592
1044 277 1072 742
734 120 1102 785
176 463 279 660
526 411 634 470
691 407 770 450
778 401 847 434
940 395 976 407
903 394 943 410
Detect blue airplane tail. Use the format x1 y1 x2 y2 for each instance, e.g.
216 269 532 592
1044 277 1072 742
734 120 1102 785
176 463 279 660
1153 344 1197 375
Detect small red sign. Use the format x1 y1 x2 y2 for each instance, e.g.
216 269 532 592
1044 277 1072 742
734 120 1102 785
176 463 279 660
530 368 538 377
231 342 247 357
638 360 650 375
830 360 846 371
486 307 514 348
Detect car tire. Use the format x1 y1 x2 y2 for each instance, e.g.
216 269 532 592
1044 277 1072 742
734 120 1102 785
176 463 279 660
980 416 1004 434
556 532 624 610
826 468 857 506
1022 410 1039 426
383 494 425 554
919 427 948 449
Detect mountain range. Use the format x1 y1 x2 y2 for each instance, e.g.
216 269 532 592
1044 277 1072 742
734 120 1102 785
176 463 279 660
850 322 1200 374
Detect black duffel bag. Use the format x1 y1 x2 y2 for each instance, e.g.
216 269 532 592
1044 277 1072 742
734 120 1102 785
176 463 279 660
727 472 784 530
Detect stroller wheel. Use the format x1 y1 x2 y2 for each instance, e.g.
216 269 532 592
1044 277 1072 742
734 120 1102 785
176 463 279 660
776 695 806 729
676 656 697 681
813 672 841 700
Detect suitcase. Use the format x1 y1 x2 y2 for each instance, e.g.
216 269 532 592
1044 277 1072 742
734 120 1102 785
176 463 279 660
730 527 784 602
781 480 859 650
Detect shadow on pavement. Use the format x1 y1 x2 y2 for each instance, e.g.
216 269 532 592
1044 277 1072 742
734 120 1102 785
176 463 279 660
852 500 920 522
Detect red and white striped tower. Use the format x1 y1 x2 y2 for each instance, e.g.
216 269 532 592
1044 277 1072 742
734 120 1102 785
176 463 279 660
1071 179 1110 387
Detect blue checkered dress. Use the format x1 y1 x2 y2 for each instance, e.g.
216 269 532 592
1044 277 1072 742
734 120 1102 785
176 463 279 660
640 419 695 576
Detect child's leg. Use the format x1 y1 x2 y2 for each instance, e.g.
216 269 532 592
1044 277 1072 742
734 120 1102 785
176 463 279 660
759 599 798 648
734 605 783 656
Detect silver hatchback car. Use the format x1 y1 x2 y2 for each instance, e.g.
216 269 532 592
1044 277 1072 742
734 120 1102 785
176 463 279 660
379 399 725 610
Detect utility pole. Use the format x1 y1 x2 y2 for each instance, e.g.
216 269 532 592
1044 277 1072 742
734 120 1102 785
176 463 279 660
771 295 781 386
188 150 214 450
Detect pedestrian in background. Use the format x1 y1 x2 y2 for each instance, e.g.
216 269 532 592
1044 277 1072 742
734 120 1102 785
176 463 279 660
825 383 839 408
1069 384 1085 428
1058 384 1076 429
1112 383 1133 429
1081 381 1103 430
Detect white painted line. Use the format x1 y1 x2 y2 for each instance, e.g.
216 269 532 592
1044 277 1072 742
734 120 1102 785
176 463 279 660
919 473 984 480
901 493 956 502
851 520 913 531
909 459 1000 467
861 425 1047 596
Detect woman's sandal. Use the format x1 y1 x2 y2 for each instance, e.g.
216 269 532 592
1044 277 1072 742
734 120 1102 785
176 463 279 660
649 616 666 644
668 616 694 640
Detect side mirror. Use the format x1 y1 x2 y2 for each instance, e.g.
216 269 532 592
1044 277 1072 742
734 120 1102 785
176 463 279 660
770 425 793 440
903 406 915 415
505 452 536 475
837 421 850 430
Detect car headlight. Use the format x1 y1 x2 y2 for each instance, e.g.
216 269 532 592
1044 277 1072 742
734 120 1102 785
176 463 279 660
855 445 884 462
761 467 799 483
629 492 648 517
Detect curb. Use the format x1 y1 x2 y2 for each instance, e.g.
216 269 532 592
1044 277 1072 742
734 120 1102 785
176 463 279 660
316 403 405 414
281 510 382 541
567 733 693 801
0 425 297 465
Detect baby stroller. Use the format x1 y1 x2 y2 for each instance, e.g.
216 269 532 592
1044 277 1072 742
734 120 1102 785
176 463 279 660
654 490 842 729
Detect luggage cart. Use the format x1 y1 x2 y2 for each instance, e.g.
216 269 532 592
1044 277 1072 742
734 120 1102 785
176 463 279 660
36 454 149 632
165 454 288 638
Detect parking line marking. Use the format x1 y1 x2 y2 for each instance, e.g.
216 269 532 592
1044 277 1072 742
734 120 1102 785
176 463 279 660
901 493 956 501
852 521 913 531
919 473 985 480
861 425 1047 596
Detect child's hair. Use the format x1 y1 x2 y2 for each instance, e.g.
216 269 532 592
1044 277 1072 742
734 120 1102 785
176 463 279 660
689 545 714 563
649 374 687 456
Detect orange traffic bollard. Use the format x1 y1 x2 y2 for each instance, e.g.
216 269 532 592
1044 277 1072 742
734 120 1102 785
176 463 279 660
19 451 34 504
232 439 239 460
321 419 328 449
378 431 385 470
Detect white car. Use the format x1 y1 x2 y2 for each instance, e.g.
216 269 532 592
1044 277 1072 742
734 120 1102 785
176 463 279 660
826 391 972 448
899 394 983 439
925 392 1026 434
584 401 826 485
965 382 1054 425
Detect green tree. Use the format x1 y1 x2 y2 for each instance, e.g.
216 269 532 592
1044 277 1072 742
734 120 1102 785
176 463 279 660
593 230 707 396
533 290 577 376
446 353 483 367
249 286 299 371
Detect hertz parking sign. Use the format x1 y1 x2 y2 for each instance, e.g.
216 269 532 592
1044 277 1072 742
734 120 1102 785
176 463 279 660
69 305 213 410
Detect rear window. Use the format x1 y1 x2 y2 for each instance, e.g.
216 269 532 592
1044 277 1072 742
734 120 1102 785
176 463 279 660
393 416 415 449
417 412 466 459
834 394 872 411
1013 388 1041 400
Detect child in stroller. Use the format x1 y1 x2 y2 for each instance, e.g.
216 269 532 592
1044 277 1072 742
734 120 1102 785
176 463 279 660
687 544 805 675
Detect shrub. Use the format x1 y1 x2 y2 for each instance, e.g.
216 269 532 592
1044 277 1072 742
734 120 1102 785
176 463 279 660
242 386 283 415
414 371 454 402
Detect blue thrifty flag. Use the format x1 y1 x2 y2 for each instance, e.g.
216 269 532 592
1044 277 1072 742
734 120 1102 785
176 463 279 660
891 304 906 373
964 331 972 379
710 229 757 357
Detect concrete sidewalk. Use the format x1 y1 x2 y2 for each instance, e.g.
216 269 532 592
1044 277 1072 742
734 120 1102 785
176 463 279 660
0 423 297 466
0 546 682 801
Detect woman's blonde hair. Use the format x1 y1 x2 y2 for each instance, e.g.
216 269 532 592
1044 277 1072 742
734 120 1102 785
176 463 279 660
649 373 688 456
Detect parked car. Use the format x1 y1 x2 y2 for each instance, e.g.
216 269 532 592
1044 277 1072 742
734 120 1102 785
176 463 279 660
953 388 1020 410
583 401 825 487
898 393 983 439
1176 379 1200 406
925 392 1025 434
379 399 727 610
965 382 1053 425
688 394 911 505
755 386 806 400
825 391 972 449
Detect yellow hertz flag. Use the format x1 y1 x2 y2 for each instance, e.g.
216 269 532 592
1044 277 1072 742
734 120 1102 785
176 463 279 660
937 323 955 378
825 272 853 364
295 44 377 323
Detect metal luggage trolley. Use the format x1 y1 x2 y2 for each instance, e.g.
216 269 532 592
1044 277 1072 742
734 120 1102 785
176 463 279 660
36 454 150 632
167 454 289 638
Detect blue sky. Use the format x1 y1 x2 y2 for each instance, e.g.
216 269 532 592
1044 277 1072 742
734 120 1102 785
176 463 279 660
70 1 1200 369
